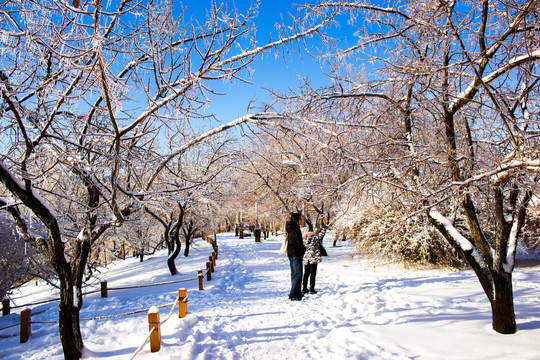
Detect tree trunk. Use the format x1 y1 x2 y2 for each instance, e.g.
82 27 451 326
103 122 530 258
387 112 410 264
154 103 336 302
168 220 181 275
183 221 195 257
58 276 83 359
168 235 181 275
491 271 516 334
428 207 519 335
184 235 191 257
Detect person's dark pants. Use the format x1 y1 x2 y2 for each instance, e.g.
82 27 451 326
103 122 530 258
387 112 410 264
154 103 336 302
303 263 318 291
288 256 303 299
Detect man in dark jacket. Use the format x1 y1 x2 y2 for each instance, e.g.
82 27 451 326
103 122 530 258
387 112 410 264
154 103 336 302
286 212 305 300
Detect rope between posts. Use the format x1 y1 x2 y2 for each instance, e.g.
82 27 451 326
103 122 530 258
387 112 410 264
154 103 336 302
81 302 177 321
83 289 101 295
8 277 197 310
2 269 201 324
7 258 210 310
80 309 149 321
129 327 158 360
0 323 19 331
9 287 101 310
10 301 179 326
10 297 61 310
160 296 180 325
1 295 189 329
108 277 198 291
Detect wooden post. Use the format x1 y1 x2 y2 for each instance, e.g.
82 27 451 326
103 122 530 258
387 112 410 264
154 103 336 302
2 299 10 316
215 245 218 258
178 289 187 318
148 307 161 352
208 256 215 272
20 308 31 343
198 270 204 290
206 262 212 281
100 281 108 298
212 251 217 264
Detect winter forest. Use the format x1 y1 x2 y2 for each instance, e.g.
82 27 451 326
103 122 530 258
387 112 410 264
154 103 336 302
0 0 539 359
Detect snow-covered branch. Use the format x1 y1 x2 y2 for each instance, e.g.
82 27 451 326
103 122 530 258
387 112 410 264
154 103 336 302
144 113 287 191
428 209 473 252
449 159 540 189
449 49 540 114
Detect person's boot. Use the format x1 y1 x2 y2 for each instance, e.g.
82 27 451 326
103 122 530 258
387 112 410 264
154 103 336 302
302 279 309 294
309 288 317 294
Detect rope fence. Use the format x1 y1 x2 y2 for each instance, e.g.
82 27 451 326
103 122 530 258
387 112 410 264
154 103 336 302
159 296 180 325
127 287 189 358
108 277 196 291
2 236 217 314
1 277 203 348
3 271 203 314
0 236 217 353
0 323 19 331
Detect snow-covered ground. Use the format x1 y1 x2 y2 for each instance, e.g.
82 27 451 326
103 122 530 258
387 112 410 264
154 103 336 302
1 232 539 360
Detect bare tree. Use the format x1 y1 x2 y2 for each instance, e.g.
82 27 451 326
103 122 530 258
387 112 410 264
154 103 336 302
145 206 178 272
146 201 198 274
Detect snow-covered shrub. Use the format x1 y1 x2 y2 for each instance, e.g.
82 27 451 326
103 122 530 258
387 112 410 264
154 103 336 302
333 200 465 268
522 196 540 254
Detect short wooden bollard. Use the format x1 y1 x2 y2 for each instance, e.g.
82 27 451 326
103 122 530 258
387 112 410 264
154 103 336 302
178 289 187 318
209 256 215 270
2 299 10 316
198 270 204 290
148 307 161 352
206 262 212 281
211 252 217 265
20 308 31 343
100 281 108 298
214 246 218 259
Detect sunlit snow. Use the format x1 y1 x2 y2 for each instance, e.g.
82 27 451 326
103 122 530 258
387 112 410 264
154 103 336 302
1 232 539 360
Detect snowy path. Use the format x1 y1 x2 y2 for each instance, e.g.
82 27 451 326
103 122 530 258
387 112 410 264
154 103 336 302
1 232 539 360
156 233 540 360
169 234 405 360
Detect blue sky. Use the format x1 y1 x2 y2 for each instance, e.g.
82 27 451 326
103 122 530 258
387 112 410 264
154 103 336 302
182 0 335 127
